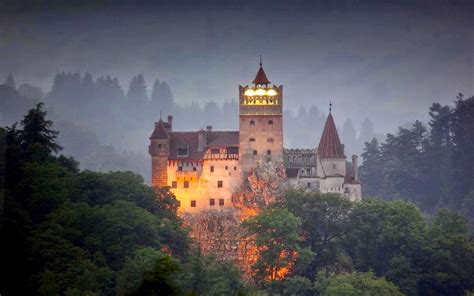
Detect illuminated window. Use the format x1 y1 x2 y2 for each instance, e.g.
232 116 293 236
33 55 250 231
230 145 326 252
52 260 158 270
210 198 215 206
219 199 224 206
191 200 196 207
210 166 214 172
218 181 223 188
184 181 189 188
249 138 255 142
171 181 177 188
267 150 271 155
250 120 255 126
253 150 257 155
268 120 273 125
267 138 274 143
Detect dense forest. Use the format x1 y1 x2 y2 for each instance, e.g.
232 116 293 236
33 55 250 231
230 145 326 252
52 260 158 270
0 73 376 183
359 94 474 226
1 100 473 295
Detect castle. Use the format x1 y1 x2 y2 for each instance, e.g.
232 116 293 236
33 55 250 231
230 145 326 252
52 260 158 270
149 62 361 212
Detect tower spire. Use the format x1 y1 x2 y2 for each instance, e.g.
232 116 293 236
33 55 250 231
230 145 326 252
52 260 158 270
259 54 262 67
329 101 332 113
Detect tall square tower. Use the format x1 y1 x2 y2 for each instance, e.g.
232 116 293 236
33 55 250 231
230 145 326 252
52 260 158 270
239 60 283 174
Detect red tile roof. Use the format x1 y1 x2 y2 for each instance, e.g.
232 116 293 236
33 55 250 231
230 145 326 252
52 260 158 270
168 130 239 160
252 66 271 85
206 131 239 146
318 113 345 158
149 120 170 139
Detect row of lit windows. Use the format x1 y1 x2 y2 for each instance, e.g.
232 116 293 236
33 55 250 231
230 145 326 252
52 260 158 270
250 120 273 126
171 180 223 188
190 199 225 207
249 138 274 143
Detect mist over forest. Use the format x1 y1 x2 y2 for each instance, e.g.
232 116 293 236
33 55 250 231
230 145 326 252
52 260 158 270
0 72 378 183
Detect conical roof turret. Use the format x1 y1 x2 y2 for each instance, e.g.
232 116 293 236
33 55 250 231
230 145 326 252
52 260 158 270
318 112 345 158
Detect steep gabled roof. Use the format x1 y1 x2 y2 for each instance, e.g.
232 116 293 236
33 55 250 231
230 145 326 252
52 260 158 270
150 120 170 139
252 65 271 85
318 113 345 158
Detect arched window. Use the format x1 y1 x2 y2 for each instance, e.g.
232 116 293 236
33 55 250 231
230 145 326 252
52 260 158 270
268 120 273 125
250 120 255 126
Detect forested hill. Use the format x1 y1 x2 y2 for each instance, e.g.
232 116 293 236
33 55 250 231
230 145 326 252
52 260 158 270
359 94 474 226
1 103 474 295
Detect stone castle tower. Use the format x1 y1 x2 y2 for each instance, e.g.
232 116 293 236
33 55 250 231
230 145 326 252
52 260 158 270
238 60 283 174
149 60 362 213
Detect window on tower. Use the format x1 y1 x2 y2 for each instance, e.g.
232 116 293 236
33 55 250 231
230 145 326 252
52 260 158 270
184 181 189 188
219 199 224 206
253 150 257 155
218 181 223 188
267 150 271 155
249 138 255 142
190 200 196 207
268 120 273 125
250 120 255 126
267 138 274 143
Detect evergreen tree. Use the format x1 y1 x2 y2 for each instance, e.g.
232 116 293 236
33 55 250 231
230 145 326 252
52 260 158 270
359 118 375 144
342 118 358 156
5 73 16 89
151 80 174 115
359 138 383 197
127 74 148 104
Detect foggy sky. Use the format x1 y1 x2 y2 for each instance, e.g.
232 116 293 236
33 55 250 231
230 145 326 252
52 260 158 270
1 0 473 133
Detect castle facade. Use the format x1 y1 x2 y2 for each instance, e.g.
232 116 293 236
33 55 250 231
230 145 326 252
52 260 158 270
149 62 361 212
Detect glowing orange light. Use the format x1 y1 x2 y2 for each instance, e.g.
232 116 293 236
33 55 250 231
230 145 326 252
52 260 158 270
244 89 255 96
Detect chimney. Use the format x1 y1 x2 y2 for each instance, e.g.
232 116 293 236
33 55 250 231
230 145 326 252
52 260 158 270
352 155 359 181
341 143 345 154
206 125 212 132
167 115 173 131
198 129 206 152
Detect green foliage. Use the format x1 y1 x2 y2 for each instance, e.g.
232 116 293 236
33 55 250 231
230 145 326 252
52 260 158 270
282 276 315 296
179 250 247 296
242 207 301 285
359 95 474 215
315 271 403 296
1 105 192 295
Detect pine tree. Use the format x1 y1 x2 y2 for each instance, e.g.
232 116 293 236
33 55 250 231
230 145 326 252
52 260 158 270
5 73 16 89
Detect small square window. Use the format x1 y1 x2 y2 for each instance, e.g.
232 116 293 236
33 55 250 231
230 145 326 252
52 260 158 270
218 181 223 188
171 181 177 188
225 166 228 170
219 199 224 206
253 150 257 155
158 143 162 148
178 166 183 171
193 167 197 171
234 166 237 171
267 150 271 155
250 120 255 126
184 181 189 188
307 182 311 188
210 166 214 172
210 198 215 206
190 200 196 207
